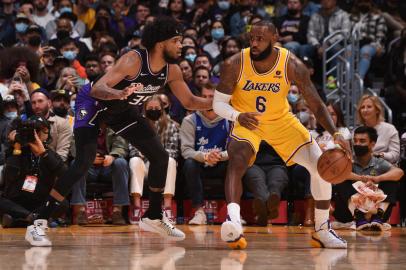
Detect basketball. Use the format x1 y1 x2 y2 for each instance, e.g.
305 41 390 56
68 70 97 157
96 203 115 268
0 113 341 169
317 148 352 184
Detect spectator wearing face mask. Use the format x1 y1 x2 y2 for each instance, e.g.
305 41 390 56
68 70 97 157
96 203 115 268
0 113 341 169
24 24 44 54
128 94 180 224
46 0 86 40
50 89 74 128
287 83 300 107
11 13 31 47
57 38 87 79
3 95 20 121
203 20 226 62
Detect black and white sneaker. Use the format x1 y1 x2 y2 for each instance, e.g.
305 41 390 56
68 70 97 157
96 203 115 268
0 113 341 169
139 213 185 241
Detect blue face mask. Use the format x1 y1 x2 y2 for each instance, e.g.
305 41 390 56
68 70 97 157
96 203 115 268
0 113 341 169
185 53 196 63
218 1 230 10
15 22 29 33
287 93 299 104
211 28 224 41
5 111 18 120
59 7 72 14
184 0 194 8
63 50 77 61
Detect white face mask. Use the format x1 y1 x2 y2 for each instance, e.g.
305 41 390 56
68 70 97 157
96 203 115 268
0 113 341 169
70 100 75 112
297 111 310 124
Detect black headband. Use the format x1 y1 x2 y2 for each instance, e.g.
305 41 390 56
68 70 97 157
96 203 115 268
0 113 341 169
156 28 182 43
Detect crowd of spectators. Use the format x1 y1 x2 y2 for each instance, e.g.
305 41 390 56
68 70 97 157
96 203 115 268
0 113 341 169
0 0 405 229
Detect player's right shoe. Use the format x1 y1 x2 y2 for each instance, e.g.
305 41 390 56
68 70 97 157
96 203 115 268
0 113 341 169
221 216 247 250
139 213 185 241
25 219 52 247
311 221 347 249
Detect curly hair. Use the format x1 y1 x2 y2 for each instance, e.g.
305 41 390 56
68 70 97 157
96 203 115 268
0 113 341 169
141 16 183 50
0 47 40 82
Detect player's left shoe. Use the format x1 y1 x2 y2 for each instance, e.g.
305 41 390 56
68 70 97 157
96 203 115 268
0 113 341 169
221 216 247 250
139 212 185 241
311 221 347 249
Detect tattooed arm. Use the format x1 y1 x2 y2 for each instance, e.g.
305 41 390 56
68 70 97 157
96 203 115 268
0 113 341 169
91 51 141 100
287 54 351 154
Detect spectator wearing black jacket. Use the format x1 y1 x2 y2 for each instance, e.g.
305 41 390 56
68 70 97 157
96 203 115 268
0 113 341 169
0 116 67 228
275 0 313 59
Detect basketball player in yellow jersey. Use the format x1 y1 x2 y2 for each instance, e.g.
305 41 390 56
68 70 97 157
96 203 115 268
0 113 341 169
213 20 352 249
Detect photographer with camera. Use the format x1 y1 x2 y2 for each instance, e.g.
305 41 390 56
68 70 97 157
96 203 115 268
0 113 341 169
0 115 66 234
9 89 73 162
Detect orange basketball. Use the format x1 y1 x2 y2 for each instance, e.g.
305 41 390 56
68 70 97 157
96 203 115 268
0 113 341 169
317 148 352 184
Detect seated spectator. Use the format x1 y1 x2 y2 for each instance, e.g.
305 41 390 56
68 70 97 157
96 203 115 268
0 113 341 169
0 116 66 228
181 36 198 49
243 142 289 226
84 54 102 83
55 67 84 94
39 46 59 91
3 95 20 120
50 89 74 128
275 0 313 59
71 123 130 225
294 98 317 130
307 0 351 61
57 38 87 79
214 36 243 76
357 95 400 164
384 29 406 131
18 89 73 162
349 0 387 80
191 66 211 95
73 0 96 31
129 95 179 224
380 0 406 39
182 46 198 64
203 20 226 62
32 0 55 30
333 126 404 231
193 53 220 84
45 0 86 39
180 84 229 225
99 52 117 74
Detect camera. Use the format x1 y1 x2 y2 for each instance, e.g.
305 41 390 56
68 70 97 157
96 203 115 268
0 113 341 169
14 116 50 146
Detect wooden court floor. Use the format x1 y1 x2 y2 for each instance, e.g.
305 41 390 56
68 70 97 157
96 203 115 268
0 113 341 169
1 225 406 269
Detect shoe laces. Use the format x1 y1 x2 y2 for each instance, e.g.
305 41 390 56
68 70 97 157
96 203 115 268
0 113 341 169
317 220 346 242
33 225 47 237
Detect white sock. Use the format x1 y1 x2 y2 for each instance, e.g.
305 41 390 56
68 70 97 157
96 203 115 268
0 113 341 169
227 203 241 223
314 208 329 230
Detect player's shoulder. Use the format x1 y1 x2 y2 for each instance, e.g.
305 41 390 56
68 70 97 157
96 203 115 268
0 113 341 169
223 50 243 68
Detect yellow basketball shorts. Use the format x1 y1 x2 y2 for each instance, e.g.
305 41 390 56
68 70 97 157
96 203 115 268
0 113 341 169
229 114 313 166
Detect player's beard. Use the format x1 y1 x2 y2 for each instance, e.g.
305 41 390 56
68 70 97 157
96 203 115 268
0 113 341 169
250 43 273 61
163 50 179 64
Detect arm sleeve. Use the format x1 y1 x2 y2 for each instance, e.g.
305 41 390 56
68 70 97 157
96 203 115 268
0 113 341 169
213 90 240 122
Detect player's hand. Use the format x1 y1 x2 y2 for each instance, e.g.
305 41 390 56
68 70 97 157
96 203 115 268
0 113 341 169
119 83 143 100
16 66 31 83
237 112 261 130
334 134 352 159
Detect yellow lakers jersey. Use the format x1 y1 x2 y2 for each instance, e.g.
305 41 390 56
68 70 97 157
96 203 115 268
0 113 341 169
231 47 291 122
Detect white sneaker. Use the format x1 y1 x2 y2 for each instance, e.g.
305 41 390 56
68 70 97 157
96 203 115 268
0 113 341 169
240 216 247 226
221 216 243 242
188 209 207 225
311 221 347 249
139 214 185 241
25 219 52 247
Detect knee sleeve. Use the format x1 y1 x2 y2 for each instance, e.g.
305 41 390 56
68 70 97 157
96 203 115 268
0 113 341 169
129 157 147 195
291 142 332 201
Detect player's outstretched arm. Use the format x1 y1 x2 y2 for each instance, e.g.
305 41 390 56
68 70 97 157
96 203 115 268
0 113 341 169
167 64 212 110
91 52 141 100
287 54 351 154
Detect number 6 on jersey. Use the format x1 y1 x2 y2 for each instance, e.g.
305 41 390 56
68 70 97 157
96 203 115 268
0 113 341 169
256 96 267 113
